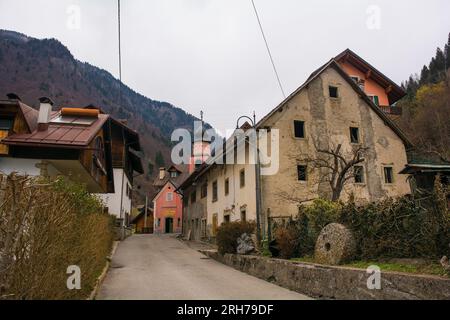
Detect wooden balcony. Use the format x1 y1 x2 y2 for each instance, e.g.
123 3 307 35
379 105 402 115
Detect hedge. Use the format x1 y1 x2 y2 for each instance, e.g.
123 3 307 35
0 174 114 300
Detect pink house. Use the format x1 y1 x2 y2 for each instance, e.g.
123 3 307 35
152 166 188 234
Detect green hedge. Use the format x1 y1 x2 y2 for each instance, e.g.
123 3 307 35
273 179 449 260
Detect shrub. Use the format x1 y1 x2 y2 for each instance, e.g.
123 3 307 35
216 221 255 255
0 174 114 300
301 199 341 242
272 181 449 261
274 224 298 259
340 182 450 260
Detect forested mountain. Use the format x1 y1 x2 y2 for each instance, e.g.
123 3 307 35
398 33 450 163
0 30 209 201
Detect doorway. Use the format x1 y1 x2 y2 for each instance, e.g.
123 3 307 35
165 218 174 233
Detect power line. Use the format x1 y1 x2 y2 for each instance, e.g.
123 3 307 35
118 0 122 108
250 0 286 99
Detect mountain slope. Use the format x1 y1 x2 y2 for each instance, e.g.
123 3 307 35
0 29 204 201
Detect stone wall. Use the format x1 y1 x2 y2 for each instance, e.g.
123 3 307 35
200 250 450 300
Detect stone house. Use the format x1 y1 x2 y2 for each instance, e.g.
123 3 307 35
179 49 412 240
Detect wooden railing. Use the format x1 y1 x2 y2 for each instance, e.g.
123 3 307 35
379 105 402 115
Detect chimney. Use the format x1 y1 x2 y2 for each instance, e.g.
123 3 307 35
6 93 22 101
159 167 166 180
38 97 54 131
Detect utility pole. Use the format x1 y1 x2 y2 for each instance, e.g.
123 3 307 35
236 113 262 247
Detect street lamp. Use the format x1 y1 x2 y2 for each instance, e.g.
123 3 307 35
236 112 263 247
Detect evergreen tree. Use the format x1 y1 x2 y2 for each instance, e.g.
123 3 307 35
419 66 430 86
155 151 165 168
147 162 154 176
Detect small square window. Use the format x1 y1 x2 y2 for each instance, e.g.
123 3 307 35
384 167 394 184
166 192 173 202
354 166 364 184
224 178 230 196
294 120 305 138
297 165 307 181
190 190 197 203
240 208 247 222
212 181 218 202
240 169 246 188
201 183 208 199
329 86 339 98
350 127 360 144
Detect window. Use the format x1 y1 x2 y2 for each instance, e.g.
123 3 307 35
224 178 230 196
212 181 218 202
91 136 105 181
224 214 230 223
166 192 173 202
358 79 366 91
350 76 359 83
201 183 208 199
240 208 247 222
369 95 380 106
384 167 394 184
297 165 307 181
294 120 305 138
329 86 339 98
0 117 14 130
127 184 132 199
354 166 364 184
350 127 360 144
240 169 245 188
190 190 197 204
170 171 178 178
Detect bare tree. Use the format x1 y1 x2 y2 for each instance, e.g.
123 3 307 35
306 143 368 201
277 142 368 204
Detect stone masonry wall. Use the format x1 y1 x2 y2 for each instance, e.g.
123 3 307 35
200 250 450 300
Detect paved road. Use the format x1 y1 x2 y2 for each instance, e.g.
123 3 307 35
97 234 310 300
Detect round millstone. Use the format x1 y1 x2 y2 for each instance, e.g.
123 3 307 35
314 223 356 265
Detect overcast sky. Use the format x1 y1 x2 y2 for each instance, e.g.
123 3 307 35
0 0 449 133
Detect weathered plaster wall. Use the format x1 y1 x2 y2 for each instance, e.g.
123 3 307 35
260 66 410 222
201 251 450 300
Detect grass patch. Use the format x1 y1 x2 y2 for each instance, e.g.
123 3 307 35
290 256 316 264
344 261 447 277
290 257 448 277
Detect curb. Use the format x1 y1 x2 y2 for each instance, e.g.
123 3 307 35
88 241 120 300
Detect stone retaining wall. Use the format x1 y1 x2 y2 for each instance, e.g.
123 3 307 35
200 250 450 300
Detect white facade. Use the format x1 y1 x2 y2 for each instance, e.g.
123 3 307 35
98 168 132 221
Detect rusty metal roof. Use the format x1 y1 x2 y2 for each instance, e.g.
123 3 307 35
3 112 109 149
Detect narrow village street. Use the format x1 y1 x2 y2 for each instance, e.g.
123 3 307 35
97 235 310 300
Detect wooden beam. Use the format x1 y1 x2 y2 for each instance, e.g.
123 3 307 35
386 85 393 94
